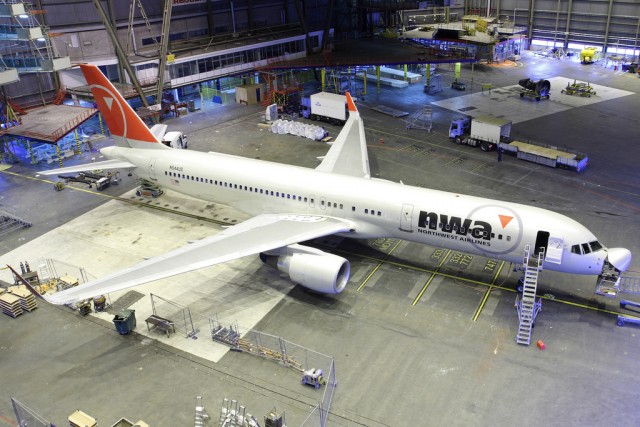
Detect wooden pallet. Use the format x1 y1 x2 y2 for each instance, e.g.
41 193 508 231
9 286 38 312
0 292 23 318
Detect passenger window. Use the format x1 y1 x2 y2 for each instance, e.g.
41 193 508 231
507 236 511 241
321 200 325 206
340 204 343 209
364 209 368 214
352 206 356 211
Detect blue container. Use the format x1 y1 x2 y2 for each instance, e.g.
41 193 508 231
113 309 136 335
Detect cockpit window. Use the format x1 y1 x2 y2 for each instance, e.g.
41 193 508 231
581 243 591 254
571 244 582 254
589 241 603 252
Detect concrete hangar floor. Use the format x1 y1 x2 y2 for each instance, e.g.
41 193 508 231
1 52 640 426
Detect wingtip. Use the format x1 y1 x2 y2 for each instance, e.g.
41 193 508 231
346 92 358 113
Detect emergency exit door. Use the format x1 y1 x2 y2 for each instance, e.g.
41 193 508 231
400 204 414 232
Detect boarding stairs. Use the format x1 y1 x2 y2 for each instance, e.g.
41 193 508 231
195 396 209 427
515 245 543 345
404 105 433 132
0 210 31 237
218 398 259 427
594 257 639 298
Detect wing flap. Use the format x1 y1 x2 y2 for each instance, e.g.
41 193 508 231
37 159 136 176
41 214 353 304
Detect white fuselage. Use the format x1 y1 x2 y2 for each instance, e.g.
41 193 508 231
104 145 608 275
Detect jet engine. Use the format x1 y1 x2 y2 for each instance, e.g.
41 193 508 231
259 245 350 294
518 78 551 101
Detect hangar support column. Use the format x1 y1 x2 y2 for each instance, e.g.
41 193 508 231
602 0 614 54
563 0 573 49
527 0 535 41
156 0 173 109
90 0 150 108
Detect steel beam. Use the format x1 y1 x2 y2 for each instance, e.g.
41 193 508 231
90 0 149 108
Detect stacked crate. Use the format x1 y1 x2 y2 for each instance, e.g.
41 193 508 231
9 286 38 312
0 292 23 318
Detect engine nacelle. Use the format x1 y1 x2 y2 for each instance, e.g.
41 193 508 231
260 250 350 294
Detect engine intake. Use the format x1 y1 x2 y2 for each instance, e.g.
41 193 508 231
260 250 350 294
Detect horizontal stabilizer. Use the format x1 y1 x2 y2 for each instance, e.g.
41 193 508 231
37 159 137 176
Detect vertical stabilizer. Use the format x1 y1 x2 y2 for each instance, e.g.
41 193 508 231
80 64 164 149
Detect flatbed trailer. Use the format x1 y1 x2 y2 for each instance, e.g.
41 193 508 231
499 140 588 172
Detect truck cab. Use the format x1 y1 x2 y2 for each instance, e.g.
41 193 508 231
449 117 470 140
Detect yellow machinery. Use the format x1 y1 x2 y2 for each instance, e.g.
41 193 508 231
580 47 600 64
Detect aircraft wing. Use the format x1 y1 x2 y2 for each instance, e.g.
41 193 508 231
33 213 354 305
315 93 370 179
37 159 137 176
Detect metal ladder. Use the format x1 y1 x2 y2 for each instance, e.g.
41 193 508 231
515 245 543 345
0 210 31 237
195 395 208 427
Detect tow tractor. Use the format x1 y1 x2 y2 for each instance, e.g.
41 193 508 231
301 368 326 389
561 80 596 97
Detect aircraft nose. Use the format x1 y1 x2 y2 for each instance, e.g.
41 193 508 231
607 247 632 272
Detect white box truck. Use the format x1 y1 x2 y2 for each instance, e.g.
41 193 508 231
301 92 348 125
449 115 512 152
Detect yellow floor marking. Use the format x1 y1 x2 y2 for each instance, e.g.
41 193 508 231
412 250 452 306
356 239 402 292
473 261 505 321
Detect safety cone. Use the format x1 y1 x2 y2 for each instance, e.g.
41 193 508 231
537 340 545 350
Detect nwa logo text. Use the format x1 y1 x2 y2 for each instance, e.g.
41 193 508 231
418 211 492 241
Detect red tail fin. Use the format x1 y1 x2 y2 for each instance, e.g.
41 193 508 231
346 92 357 113
80 64 159 146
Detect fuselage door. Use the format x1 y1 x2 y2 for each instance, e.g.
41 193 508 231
400 204 414 232
545 236 564 264
149 158 157 181
534 230 550 257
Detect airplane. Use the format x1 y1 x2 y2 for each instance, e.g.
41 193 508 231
31 64 631 305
